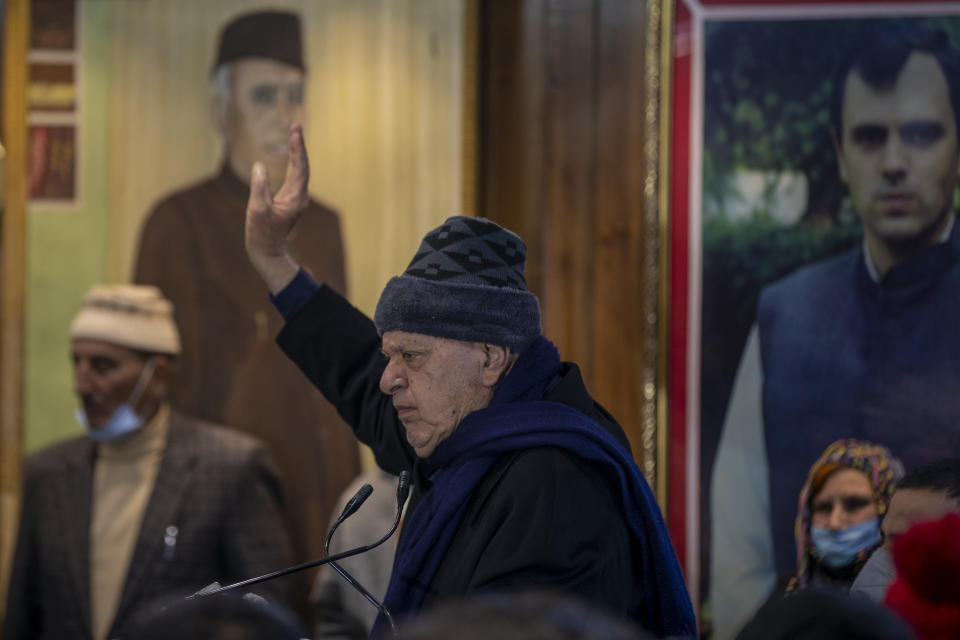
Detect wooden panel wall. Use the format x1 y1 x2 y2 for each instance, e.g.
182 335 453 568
478 0 656 481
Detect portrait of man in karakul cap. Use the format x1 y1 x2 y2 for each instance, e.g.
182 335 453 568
133 8 360 612
212 10 305 72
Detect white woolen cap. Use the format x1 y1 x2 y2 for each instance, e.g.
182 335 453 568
69 284 181 355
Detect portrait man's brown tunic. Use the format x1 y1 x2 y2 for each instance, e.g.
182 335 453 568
135 165 360 594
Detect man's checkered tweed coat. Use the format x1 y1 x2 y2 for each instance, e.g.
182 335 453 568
2 412 295 640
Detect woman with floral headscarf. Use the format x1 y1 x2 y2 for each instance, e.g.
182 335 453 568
786 439 904 593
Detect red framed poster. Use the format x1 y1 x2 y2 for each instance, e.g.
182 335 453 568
664 1 960 634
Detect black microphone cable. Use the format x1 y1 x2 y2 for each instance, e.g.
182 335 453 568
325 470 410 636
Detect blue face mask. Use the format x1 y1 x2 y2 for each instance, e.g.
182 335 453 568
76 359 157 443
810 518 882 568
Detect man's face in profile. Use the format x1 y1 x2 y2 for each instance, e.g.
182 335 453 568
836 52 960 255
223 57 305 191
378 331 495 458
72 339 157 428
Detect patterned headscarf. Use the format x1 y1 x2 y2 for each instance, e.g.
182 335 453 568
792 439 904 590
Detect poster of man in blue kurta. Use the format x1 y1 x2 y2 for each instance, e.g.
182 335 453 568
699 15 960 640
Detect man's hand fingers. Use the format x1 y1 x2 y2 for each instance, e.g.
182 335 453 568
275 123 309 211
288 123 309 184
245 127 308 277
247 162 273 219
245 160 301 293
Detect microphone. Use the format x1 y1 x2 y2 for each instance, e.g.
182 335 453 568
325 471 410 636
190 476 403 599
326 483 374 552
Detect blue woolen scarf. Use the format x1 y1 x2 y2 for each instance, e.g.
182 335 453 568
374 338 695 638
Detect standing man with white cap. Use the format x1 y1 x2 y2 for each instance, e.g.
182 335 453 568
3 284 295 640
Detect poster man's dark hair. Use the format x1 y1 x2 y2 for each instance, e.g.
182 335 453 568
831 22 960 141
897 458 960 502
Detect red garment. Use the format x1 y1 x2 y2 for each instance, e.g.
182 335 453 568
885 513 960 640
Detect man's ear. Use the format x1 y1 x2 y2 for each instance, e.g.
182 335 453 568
831 126 849 184
210 64 233 136
211 94 228 135
480 343 513 387
146 356 174 402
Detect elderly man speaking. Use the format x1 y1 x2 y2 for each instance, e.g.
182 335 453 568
244 125 695 638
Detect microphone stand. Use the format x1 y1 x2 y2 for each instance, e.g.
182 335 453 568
325 473 409 635
190 472 408 601
188 544 380 599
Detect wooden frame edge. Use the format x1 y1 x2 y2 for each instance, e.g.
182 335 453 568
656 0 674 512
462 0 478 219
642 0 674 507
1 0 29 618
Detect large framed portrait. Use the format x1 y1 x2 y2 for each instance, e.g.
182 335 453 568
664 0 960 633
14 0 471 456
2 0 472 616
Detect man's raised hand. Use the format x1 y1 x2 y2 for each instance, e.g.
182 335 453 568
245 123 309 294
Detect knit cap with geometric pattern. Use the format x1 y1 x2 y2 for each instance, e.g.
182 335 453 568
374 216 542 352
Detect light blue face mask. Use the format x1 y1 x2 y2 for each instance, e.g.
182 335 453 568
76 359 157 443
810 517 882 568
